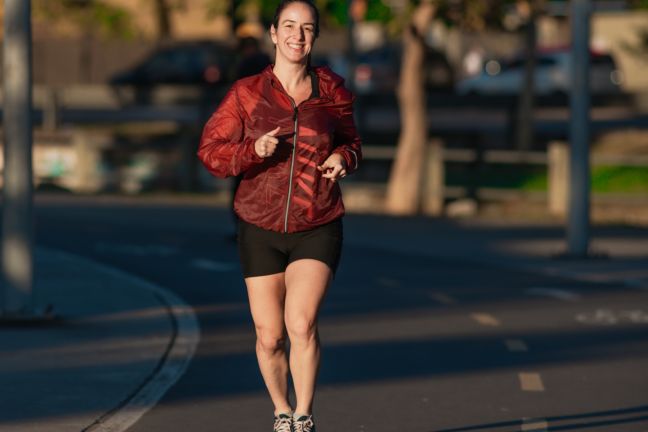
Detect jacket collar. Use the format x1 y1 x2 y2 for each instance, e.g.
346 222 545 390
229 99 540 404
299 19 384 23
262 65 342 101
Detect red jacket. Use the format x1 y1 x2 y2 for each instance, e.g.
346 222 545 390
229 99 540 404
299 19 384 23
198 65 362 233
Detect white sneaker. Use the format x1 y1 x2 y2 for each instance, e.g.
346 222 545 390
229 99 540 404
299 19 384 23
293 414 316 432
273 413 293 432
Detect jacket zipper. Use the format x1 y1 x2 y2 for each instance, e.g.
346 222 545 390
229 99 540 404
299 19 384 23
284 102 298 233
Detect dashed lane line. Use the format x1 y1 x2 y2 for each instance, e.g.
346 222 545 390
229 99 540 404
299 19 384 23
428 292 457 305
521 417 548 431
525 287 581 302
504 339 529 352
471 313 501 327
375 277 401 288
191 258 238 272
519 372 545 392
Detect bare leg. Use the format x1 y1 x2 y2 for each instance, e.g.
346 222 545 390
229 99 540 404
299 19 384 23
245 272 293 415
284 259 332 416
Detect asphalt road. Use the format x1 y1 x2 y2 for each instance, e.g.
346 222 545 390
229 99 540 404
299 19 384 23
33 196 648 432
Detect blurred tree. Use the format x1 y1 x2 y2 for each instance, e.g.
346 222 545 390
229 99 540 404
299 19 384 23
153 0 174 40
33 0 135 39
204 0 392 30
33 0 136 82
385 0 542 214
517 0 546 153
622 27 648 61
385 0 437 214
144 0 193 41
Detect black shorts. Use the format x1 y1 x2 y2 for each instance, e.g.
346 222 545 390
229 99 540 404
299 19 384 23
237 218 343 278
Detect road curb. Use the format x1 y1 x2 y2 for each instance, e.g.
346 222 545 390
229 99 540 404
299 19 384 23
44 249 201 432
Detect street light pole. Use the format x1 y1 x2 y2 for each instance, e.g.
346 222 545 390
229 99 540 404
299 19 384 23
2 0 35 317
567 0 591 257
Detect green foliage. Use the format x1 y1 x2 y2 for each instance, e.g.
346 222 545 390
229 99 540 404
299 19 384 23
590 166 648 193
91 2 135 38
34 0 136 39
629 0 648 9
230 0 393 28
366 0 395 23
323 0 348 26
520 166 648 193
435 0 513 31
204 0 231 20
446 164 648 194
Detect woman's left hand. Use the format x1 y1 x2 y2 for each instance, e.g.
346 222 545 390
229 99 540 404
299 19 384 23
317 153 347 182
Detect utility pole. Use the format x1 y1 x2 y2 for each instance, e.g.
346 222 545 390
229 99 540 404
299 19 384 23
2 0 35 317
567 0 591 257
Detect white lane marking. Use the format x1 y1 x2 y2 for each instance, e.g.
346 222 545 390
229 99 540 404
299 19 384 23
49 249 201 432
191 259 238 272
576 308 648 325
428 292 456 305
525 287 581 301
519 372 545 392
521 417 548 431
505 339 529 352
95 243 178 257
471 313 500 327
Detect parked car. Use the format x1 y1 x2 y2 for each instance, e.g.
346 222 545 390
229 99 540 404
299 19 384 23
456 48 624 96
109 41 235 87
313 44 454 95
312 47 399 95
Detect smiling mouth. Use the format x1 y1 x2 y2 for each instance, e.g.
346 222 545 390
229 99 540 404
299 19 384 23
287 43 304 50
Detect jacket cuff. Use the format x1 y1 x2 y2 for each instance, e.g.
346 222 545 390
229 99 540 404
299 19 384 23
243 138 264 165
333 148 359 173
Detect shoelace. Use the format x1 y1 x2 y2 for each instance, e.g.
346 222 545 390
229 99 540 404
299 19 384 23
273 416 292 432
293 417 314 432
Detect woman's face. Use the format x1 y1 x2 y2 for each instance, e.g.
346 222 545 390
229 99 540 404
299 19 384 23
270 2 316 66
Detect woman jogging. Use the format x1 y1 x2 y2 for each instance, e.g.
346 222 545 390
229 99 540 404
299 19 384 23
197 1 362 431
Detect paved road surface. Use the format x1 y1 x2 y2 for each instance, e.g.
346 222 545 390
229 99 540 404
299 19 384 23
32 195 648 432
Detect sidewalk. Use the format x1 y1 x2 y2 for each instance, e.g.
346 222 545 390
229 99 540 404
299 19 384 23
0 248 198 432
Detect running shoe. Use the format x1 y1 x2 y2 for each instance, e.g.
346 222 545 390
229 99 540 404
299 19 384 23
293 414 316 432
273 413 293 432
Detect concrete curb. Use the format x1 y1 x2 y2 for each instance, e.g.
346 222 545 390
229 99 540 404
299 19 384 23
45 250 201 432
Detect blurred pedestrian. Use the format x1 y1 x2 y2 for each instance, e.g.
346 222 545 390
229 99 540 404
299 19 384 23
236 36 272 79
197 1 362 431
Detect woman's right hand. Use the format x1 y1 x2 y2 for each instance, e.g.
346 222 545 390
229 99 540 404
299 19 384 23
254 126 281 158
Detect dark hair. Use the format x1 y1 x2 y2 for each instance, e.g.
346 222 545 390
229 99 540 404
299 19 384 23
272 0 320 39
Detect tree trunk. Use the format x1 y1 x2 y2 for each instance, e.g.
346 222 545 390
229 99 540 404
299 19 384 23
154 0 173 41
384 1 436 215
517 3 538 152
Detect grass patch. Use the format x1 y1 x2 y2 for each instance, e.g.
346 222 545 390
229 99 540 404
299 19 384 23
445 164 648 193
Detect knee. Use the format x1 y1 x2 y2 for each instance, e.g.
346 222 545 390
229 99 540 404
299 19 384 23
286 317 317 344
256 329 286 354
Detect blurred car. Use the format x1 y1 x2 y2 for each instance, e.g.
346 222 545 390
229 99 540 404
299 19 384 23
313 44 453 95
312 47 399 95
456 48 624 96
109 41 235 87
